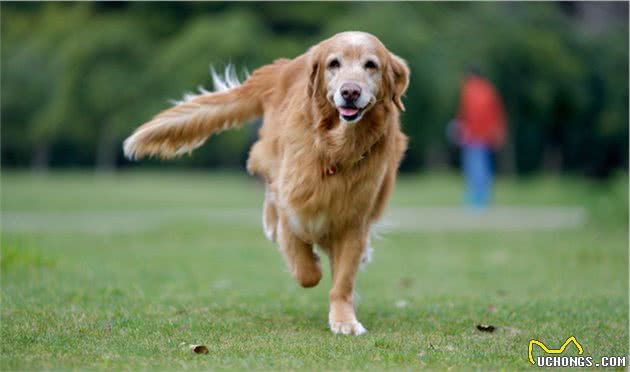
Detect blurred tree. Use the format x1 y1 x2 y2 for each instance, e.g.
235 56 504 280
148 9 269 169
42 15 152 170
0 2 627 177
1 4 91 169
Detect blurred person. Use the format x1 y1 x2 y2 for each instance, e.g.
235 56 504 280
450 66 507 208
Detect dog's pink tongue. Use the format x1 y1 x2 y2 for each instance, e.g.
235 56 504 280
339 107 359 116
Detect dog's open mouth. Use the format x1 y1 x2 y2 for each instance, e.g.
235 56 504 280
338 106 364 122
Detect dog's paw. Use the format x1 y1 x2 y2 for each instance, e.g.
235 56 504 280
329 320 367 336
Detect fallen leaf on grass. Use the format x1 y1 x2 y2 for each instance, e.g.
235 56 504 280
476 324 496 332
190 345 209 354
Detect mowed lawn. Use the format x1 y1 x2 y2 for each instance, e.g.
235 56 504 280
1 171 628 370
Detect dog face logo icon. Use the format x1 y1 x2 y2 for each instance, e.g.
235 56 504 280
528 336 584 364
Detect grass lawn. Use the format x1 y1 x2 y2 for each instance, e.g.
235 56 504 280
1 170 628 370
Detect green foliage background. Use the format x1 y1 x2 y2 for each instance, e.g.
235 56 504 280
1 2 627 177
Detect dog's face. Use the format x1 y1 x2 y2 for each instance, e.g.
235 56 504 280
308 32 410 124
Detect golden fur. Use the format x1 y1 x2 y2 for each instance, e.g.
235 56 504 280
124 31 409 335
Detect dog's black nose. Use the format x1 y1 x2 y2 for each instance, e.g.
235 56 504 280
341 83 361 103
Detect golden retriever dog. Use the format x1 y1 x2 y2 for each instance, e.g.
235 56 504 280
123 31 409 335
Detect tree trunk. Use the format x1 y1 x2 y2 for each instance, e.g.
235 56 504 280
96 123 118 172
95 133 117 172
31 142 50 172
543 144 562 172
498 139 516 175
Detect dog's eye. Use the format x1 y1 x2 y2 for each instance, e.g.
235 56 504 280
364 60 378 70
328 59 340 69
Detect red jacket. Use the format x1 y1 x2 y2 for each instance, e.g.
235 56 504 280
456 76 507 148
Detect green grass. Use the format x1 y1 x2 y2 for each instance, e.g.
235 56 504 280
1 171 628 370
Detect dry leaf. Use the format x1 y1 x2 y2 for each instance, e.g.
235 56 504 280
191 344 209 354
476 324 496 333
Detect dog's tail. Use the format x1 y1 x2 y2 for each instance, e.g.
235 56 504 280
123 65 264 160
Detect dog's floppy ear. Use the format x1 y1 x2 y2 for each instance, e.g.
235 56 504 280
388 53 410 112
306 48 322 98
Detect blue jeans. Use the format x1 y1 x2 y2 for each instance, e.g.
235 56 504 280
461 144 493 208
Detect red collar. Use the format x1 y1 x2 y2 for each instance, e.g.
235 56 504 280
325 164 338 176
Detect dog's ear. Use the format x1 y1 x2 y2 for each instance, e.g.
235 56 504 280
307 62 320 98
306 48 322 98
388 53 410 112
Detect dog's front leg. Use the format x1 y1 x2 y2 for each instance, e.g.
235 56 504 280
277 216 322 288
328 229 368 335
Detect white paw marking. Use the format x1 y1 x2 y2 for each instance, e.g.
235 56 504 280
360 244 373 269
263 223 275 242
262 212 275 242
329 320 367 336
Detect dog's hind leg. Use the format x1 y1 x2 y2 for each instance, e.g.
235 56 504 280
262 188 278 242
277 217 322 288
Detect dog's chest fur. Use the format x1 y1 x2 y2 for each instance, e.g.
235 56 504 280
278 134 389 243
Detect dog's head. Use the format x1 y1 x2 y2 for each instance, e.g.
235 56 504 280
307 31 410 124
